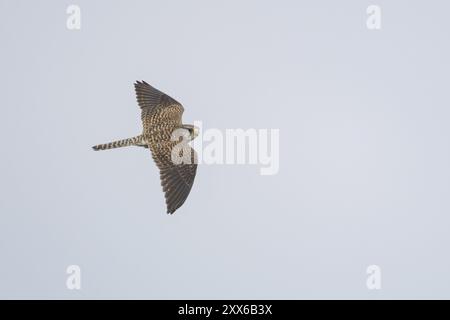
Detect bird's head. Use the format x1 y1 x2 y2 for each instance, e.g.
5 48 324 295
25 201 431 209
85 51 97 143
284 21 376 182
181 124 199 141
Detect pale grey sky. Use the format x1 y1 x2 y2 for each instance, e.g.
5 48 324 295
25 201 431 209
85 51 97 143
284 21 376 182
1 0 450 299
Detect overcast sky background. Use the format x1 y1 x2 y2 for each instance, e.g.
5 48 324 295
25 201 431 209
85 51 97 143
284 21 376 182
1 0 450 299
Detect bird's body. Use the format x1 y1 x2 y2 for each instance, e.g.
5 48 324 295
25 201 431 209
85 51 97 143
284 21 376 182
93 81 198 214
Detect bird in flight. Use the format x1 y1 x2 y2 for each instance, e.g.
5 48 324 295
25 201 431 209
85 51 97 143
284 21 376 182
93 81 198 214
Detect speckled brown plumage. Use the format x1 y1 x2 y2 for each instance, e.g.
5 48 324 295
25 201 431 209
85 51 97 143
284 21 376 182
93 81 198 214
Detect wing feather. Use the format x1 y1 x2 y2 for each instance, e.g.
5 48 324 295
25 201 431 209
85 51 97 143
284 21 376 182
156 146 198 214
134 81 184 128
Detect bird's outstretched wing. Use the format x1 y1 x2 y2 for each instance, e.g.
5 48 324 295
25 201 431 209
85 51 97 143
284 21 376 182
159 149 197 214
151 143 198 214
134 80 184 123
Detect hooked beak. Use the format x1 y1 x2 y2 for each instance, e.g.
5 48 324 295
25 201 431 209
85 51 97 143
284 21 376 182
193 126 199 139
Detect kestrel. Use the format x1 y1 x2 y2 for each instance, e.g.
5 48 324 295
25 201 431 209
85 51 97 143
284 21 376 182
93 81 198 214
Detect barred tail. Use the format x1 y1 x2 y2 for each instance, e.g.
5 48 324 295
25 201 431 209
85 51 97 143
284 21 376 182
92 135 144 151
